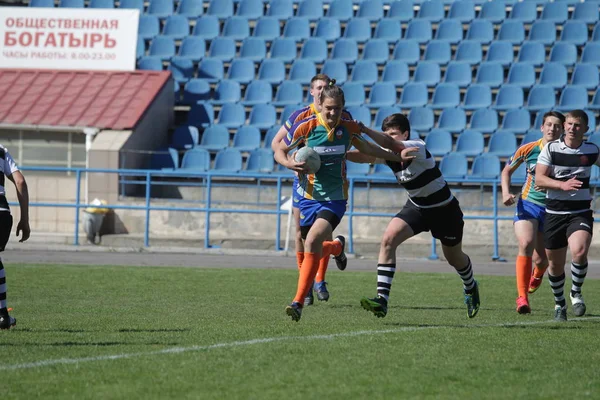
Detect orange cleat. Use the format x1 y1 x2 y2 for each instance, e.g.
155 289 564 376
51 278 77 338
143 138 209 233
516 296 531 314
528 276 543 294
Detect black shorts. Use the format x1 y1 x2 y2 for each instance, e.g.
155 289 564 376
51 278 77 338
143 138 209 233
395 197 464 247
0 212 13 252
544 210 594 250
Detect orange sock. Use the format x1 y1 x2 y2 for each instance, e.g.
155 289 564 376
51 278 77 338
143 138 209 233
315 256 330 283
532 265 547 280
296 252 304 270
293 252 320 304
322 240 342 258
516 255 532 298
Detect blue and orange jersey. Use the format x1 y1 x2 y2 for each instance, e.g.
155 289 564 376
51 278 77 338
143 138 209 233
284 103 353 132
506 138 546 206
284 115 367 201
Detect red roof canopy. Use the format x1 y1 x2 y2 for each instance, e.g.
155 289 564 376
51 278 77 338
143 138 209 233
0 69 171 130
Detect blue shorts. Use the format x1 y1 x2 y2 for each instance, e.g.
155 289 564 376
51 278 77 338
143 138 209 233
298 197 347 231
513 198 546 232
292 177 302 209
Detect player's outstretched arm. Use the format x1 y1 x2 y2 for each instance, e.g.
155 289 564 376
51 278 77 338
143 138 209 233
6 171 30 242
353 139 401 162
356 122 406 153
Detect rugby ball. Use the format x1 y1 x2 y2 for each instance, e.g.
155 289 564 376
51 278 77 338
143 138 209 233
295 147 321 174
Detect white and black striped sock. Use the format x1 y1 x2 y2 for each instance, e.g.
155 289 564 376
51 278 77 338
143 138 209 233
548 272 566 308
456 258 475 293
376 263 396 303
570 261 588 297
0 258 6 311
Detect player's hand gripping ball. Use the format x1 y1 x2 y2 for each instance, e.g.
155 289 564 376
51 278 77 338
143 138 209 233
294 147 321 174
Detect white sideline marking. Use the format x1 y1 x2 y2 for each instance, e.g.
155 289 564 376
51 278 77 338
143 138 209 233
2 317 599 371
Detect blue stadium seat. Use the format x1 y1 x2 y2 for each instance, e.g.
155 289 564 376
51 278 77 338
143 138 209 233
169 57 194 83
280 104 299 126
181 147 210 171
151 147 179 170
253 17 281 42
369 163 395 179
443 61 472 88
137 56 163 71
468 154 501 180
357 0 384 22
187 102 214 128
571 64 600 90
549 42 577 67
197 58 224 83
178 37 206 63
438 107 467 133
192 15 220 40
248 104 278 130
59 0 84 7
486 41 514 67
381 60 410 87
362 39 390 65
121 0 143 11
332 38 359 64
314 18 341 42
392 40 421 66
342 82 366 107
297 0 324 21
573 1 599 24
398 82 428 109
404 20 432 44
521 130 542 145
267 0 294 19
149 36 175 60
501 109 531 134
488 131 517 157
581 42 600 66
171 126 200 150
138 15 160 40
475 61 504 88
227 58 255 84
222 17 250 40
29 0 54 6
243 80 273 106
244 148 275 173
541 2 568 24
409 107 435 133
283 17 311 42
526 85 556 111
556 86 589 112
478 1 505 24
263 126 279 148
344 18 372 44
216 103 246 129
455 40 482 65
373 106 401 128
470 108 498 133
416 0 444 22
367 82 397 108
560 21 588 47
497 20 525 45
321 59 348 85
257 59 286 84
413 61 441 87
440 153 468 179
591 22 600 42
463 84 492 110
435 19 463 45
346 161 371 177
455 130 484 156
162 15 189 40
590 89 600 111
424 40 451 65
326 0 354 22
374 19 403 44
346 105 371 127
387 0 414 22
509 1 536 23
207 37 236 62
209 80 241 105
289 59 316 85
300 38 328 63
516 41 545 67
273 82 304 106
528 21 556 46
207 0 234 19
270 38 297 63
430 83 460 109
198 125 230 151
239 38 267 62
350 60 378 86
424 129 452 156
465 19 494 45
176 0 203 18
213 149 243 172
236 0 263 19
585 111 596 133
507 62 536 89
448 0 475 22
147 0 173 18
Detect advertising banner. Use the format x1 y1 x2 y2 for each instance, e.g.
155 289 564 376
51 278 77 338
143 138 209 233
0 7 139 71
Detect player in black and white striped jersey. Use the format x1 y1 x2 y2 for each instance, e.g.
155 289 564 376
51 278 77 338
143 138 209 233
535 110 598 321
352 113 480 320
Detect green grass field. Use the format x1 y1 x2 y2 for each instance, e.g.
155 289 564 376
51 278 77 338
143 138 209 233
2 262 600 399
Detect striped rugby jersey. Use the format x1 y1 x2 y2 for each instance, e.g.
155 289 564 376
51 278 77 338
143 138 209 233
537 137 600 214
506 139 546 206
284 115 367 201
384 139 453 208
0 145 19 211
